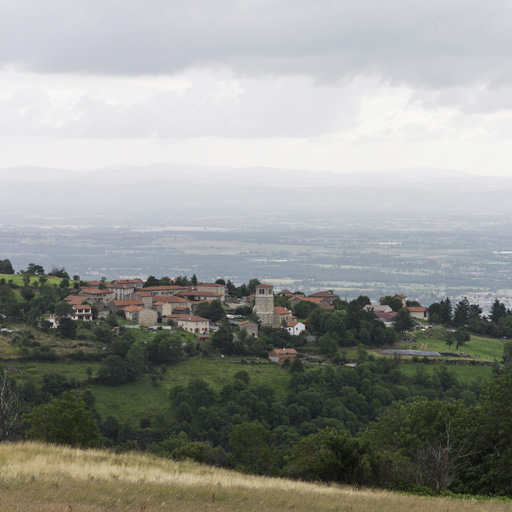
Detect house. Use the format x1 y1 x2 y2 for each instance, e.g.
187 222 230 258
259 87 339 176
268 348 298 364
122 305 142 322
273 306 293 325
70 304 93 321
105 283 136 300
284 321 306 336
142 285 188 296
307 291 339 305
78 287 115 308
395 294 407 307
112 299 144 312
172 315 210 334
138 308 159 327
406 306 428 320
153 298 192 319
122 306 158 326
130 291 153 308
196 282 227 302
364 304 393 314
176 289 222 302
112 278 144 289
288 295 324 308
373 311 397 326
239 320 259 338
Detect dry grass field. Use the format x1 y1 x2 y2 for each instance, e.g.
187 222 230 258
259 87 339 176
0 442 510 512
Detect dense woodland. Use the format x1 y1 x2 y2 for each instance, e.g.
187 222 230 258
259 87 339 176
2 261 512 497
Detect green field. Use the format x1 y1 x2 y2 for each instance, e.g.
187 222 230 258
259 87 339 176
90 355 291 423
399 362 494 383
398 332 505 362
0 273 74 287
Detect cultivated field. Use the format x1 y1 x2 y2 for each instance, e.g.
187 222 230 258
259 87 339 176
0 442 510 512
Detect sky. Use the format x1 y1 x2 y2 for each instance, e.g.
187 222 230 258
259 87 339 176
1 0 512 174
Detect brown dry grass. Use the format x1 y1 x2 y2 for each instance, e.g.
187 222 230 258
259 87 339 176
0 442 509 512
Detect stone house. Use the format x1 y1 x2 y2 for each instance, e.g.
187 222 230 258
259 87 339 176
406 306 428 320
268 348 298 364
239 320 259 338
196 282 227 302
173 315 210 334
78 287 115 308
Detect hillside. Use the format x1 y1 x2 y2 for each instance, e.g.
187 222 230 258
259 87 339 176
0 442 509 512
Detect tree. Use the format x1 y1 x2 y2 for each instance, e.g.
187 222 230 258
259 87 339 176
174 275 190 286
143 275 160 287
191 273 198 286
453 298 470 327
98 355 129 385
26 263 45 275
208 300 225 322
380 296 403 312
503 341 512 365
24 391 98 447
57 317 77 339
247 278 262 295
48 266 70 279
0 259 14 274
468 303 482 321
125 342 146 379
211 326 236 354
285 427 363 484
293 300 319 319
194 301 211 319
393 308 415 333
364 399 472 491
0 368 21 440
229 421 276 474
54 301 74 318
490 299 507 324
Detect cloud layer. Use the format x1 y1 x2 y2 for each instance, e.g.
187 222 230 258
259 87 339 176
2 1 511 88
1 1 512 173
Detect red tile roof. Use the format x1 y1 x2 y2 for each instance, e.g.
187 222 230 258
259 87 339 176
274 307 291 315
175 315 209 323
80 287 114 295
114 299 143 307
308 291 339 298
271 348 297 355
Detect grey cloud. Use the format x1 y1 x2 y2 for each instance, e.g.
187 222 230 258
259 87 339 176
1 0 511 88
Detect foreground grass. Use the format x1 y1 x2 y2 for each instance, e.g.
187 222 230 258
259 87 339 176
0 442 509 512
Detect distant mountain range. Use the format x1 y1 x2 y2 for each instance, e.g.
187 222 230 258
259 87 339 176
1 164 511 226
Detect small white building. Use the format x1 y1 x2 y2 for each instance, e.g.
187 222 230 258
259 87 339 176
284 320 306 336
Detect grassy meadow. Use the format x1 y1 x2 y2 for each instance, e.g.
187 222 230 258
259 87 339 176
0 442 509 512
0 273 74 287
91 356 290 423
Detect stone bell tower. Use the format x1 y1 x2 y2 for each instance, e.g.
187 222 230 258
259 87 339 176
253 284 274 326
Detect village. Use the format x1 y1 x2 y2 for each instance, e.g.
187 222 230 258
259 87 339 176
48 276 430 363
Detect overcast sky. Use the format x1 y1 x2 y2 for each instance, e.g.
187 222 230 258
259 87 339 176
1 0 512 174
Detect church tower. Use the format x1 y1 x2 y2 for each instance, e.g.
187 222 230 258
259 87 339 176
253 284 274 326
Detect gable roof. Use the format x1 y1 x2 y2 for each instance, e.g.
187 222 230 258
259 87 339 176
308 291 339 298
271 348 297 355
